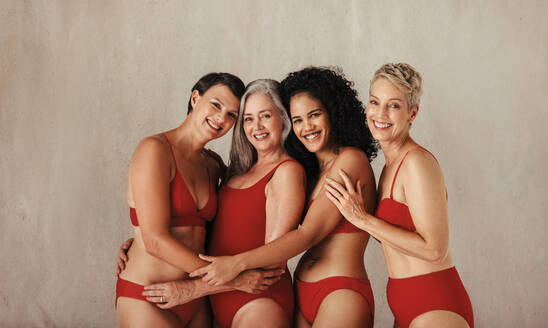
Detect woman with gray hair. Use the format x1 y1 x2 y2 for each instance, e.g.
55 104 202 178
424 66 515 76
140 79 306 328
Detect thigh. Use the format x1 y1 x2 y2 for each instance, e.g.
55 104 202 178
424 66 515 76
117 297 180 328
410 310 470 328
232 297 290 328
295 309 311 328
187 300 212 328
313 289 372 328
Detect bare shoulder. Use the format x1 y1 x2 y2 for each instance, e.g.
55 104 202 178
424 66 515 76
133 135 170 161
129 135 171 181
336 147 370 165
403 147 445 189
404 147 442 175
270 159 306 185
332 146 372 174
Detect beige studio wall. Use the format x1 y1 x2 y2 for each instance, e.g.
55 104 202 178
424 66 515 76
1 0 546 327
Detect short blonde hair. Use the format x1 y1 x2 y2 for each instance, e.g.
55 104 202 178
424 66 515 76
370 63 423 108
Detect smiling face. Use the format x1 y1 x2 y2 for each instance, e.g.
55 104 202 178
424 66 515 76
367 78 418 144
189 83 241 141
289 92 332 153
242 92 284 153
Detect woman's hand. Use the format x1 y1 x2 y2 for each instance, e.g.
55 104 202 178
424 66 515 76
143 280 198 309
229 268 285 294
116 238 134 276
325 169 370 227
189 254 243 286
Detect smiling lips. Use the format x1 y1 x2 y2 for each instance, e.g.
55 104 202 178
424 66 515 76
373 121 392 129
206 118 222 131
253 132 269 140
303 131 321 141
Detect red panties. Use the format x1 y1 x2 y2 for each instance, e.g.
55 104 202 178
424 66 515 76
116 277 201 324
296 276 374 325
209 271 294 328
387 267 473 328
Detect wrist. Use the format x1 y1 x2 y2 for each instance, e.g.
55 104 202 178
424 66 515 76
362 212 377 229
188 278 207 298
234 254 247 272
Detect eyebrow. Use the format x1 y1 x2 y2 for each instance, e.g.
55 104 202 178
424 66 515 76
211 97 225 106
244 109 273 116
291 108 321 119
369 94 404 102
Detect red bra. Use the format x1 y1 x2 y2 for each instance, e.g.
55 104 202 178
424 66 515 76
130 134 217 227
375 147 445 232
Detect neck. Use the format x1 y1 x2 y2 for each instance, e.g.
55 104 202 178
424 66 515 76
255 145 286 166
380 134 416 166
169 119 208 158
315 147 337 171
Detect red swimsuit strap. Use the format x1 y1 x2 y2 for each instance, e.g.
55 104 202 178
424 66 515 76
389 146 445 200
266 159 296 181
390 151 411 199
162 132 212 186
162 133 179 171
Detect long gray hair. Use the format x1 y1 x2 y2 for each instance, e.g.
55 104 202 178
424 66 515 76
227 79 292 179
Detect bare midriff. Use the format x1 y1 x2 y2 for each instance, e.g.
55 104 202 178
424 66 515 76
119 226 206 285
383 244 455 279
295 232 370 282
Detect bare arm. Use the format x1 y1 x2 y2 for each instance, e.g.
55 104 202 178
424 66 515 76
327 149 449 263
142 268 285 309
191 149 375 285
263 161 307 268
131 137 209 272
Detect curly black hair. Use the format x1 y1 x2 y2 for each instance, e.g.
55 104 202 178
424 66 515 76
281 66 377 185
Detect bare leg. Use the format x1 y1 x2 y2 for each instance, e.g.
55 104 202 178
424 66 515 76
295 309 311 328
117 297 180 328
409 310 470 328
232 298 290 328
187 299 211 328
312 289 372 328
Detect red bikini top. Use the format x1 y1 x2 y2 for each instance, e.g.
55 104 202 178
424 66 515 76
130 134 217 227
375 147 445 232
307 198 363 236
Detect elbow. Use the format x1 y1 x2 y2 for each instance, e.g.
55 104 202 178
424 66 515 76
425 246 448 264
142 233 161 257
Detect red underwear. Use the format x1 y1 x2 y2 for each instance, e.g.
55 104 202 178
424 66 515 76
387 267 473 328
296 276 374 325
209 270 294 328
116 277 201 324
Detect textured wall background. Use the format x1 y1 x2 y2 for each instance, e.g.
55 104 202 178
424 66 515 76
1 0 546 327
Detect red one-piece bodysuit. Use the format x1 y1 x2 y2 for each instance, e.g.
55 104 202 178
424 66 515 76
208 160 295 328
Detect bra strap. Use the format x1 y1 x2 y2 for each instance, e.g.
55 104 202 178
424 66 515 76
162 133 179 171
390 151 410 199
389 146 447 200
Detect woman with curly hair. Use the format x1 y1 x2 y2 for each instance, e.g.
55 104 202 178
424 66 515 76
191 67 378 327
325 63 473 327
